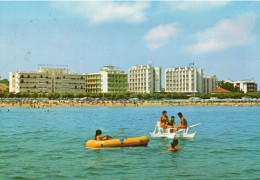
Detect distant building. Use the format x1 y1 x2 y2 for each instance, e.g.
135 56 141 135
128 65 162 94
204 75 217 94
211 88 230 93
225 79 257 93
165 66 204 94
86 66 128 93
9 67 86 94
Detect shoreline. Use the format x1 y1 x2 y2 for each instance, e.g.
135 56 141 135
1 102 259 108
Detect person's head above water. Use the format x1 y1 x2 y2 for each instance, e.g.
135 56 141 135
178 112 183 118
171 116 175 120
95 129 102 139
162 110 167 115
171 139 178 148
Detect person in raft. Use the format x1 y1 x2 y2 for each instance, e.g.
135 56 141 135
160 110 168 133
95 130 111 140
167 139 181 151
174 112 188 131
167 116 176 132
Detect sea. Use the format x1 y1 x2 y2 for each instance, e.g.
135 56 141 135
0 106 259 180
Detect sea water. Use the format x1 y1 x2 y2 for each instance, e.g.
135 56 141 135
0 106 259 179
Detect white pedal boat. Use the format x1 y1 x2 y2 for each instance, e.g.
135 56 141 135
150 122 201 139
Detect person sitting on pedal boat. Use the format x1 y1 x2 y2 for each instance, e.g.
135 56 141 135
160 110 168 133
174 112 187 131
167 116 176 132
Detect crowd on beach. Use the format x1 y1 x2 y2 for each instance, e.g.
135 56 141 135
1 99 260 108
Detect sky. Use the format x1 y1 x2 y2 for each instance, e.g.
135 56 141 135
0 1 259 88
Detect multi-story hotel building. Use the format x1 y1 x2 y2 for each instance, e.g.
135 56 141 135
86 66 128 93
204 75 217 94
165 66 204 94
9 67 86 94
128 65 162 94
86 73 101 93
225 79 257 93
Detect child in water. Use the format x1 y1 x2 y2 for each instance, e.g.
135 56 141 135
167 139 181 151
95 129 111 140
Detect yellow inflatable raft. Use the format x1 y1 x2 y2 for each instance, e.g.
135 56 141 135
86 136 149 148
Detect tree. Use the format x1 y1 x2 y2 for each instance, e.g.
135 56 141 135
143 93 151 100
32 92 38 99
165 93 172 99
8 92 15 98
75 93 84 98
218 81 241 92
21 92 32 98
47 93 60 99
15 93 22 98
0 92 5 98
0 79 9 86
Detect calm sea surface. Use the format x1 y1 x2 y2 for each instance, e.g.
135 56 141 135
0 106 259 180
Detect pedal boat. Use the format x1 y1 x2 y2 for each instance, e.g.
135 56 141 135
150 122 201 138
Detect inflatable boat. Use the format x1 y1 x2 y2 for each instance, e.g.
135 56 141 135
86 136 149 148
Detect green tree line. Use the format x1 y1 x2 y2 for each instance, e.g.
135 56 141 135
1 91 260 100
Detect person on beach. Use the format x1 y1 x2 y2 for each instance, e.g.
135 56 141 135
167 139 181 151
160 110 168 133
174 112 187 131
167 116 176 132
95 129 111 140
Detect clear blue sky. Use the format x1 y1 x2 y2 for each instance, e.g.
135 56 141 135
0 1 259 88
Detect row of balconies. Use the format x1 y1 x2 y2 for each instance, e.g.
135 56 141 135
107 82 128 85
166 81 194 83
166 85 193 88
129 75 151 78
166 76 193 79
166 82 193 84
20 87 52 89
86 78 101 81
19 84 51 88
86 83 101 85
55 87 85 90
19 76 52 79
108 75 127 78
19 81 51 84
86 88 101 90
55 82 85 85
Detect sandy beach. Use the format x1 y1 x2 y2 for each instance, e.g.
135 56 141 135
1 101 259 108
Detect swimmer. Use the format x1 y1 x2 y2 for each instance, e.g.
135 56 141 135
95 129 111 140
167 139 181 151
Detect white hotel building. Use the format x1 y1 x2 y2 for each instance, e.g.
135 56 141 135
128 65 161 94
225 79 257 93
165 66 204 93
9 67 86 94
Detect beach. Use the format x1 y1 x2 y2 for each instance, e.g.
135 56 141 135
1 101 259 108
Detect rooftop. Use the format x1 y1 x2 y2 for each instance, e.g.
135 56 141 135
0 87 8 92
212 88 230 93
